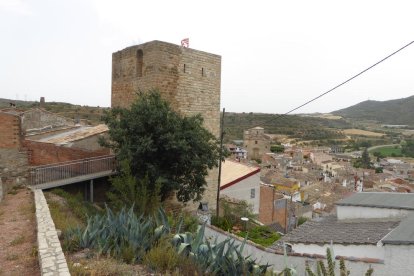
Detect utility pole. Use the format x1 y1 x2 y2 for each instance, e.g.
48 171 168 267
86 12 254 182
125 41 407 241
216 108 225 218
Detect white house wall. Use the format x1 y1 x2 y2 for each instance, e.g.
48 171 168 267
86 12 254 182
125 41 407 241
292 243 384 260
337 205 411 220
221 173 260 214
383 244 414 276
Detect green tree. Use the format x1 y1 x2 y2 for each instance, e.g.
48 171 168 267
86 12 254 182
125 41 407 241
373 151 384 162
270 144 285 153
402 139 414 157
361 148 371 169
101 90 223 203
106 159 161 215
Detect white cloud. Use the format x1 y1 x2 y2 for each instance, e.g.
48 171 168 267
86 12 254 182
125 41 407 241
0 0 32 15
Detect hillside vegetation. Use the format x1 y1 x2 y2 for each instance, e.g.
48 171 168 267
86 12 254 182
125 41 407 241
332 95 414 125
0 98 107 125
223 112 351 141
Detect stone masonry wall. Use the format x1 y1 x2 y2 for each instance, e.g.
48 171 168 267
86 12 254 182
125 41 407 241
34 189 70 275
22 108 74 132
111 40 221 137
243 127 270 160
0 149 28 201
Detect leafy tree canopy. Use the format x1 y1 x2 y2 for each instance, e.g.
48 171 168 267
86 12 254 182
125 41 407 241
101 90 223 203
361 148 371 169
402 140 414 158
270 144 285 153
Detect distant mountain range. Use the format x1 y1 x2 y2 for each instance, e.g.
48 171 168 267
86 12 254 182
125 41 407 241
332 95 414 125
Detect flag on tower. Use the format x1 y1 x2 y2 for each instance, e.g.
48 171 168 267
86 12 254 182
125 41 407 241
181 38 189 48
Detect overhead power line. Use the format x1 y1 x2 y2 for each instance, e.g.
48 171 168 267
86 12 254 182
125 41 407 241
259 40 414 125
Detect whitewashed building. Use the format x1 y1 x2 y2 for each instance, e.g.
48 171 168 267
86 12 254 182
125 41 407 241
220 160 261 214
280 192 414 275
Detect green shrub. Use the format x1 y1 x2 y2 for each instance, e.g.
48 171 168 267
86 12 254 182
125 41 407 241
168 212 200 233
106 160 161 216
143 238 180 273
50 189 99 222
298 216 308 226
237 226 280 247
270 145 285 153
211 215 233 231
212 198 256 232
46 194 85 232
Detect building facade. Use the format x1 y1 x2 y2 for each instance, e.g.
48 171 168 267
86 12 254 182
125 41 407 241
243 126 270 160
220 160 261 214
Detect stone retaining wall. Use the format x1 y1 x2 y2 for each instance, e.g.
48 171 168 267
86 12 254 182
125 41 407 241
34 189 70 275
0 148 28 202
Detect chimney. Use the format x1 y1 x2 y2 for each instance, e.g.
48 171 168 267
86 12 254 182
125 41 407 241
40 97 45 108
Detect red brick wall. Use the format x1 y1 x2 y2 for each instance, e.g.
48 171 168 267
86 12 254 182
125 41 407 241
24 140 110 165
0 112 22 149
259 185 287 228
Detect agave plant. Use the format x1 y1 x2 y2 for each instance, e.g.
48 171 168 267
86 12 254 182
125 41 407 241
172 223 270 275
63 206 172 262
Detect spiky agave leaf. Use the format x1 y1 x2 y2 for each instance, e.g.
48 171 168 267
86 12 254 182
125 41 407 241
177 242 191 256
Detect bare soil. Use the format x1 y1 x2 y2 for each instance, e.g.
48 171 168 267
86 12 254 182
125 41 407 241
0 186 40 276
343 128 385 137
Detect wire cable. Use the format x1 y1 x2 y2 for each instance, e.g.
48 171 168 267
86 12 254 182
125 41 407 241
259 40 414 125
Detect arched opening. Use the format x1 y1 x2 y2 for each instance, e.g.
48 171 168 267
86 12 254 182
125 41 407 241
136 50 143 77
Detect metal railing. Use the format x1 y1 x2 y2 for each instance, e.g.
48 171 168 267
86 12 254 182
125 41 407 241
29 155 116 186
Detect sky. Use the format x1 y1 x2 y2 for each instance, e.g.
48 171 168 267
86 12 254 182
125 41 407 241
0 0 413 114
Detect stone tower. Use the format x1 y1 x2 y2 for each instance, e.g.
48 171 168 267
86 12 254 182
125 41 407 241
111 40 221 137
111 40 221 210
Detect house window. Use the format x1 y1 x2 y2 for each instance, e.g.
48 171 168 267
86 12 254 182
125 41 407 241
202 67 204 76
183 64 186 73
255 141 258 144
136 50 143 77
250 188 255 199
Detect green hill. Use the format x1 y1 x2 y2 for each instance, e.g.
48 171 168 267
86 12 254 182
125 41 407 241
0 98 107 125
332 95 414 125
223 112 350 141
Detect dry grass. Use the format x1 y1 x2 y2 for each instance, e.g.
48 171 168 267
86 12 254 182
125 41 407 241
68 256 151 276
45 194 84 232
19 196 36 218
9 235 25 246
307 114 343 120
343 128 385 137
5 254 19 261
